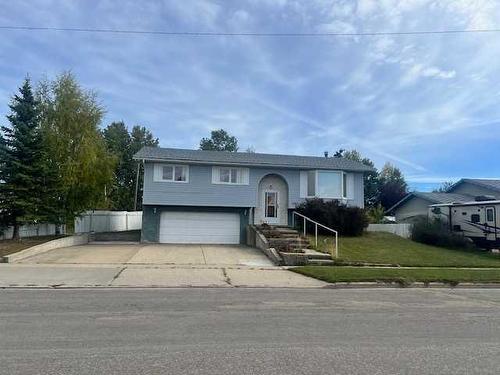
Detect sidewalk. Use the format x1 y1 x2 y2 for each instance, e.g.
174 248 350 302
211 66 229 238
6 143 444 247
0 264 328 288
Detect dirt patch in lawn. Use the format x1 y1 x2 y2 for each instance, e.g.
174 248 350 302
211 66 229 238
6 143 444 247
0 235 67 258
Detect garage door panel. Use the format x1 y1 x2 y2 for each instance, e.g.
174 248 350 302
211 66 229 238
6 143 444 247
159 212 240 244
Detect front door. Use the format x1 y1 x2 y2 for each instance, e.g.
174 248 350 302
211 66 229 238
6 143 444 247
264 191 279 224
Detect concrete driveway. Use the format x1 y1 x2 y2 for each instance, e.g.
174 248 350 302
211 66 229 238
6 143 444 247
1 243 327 288
19 243 274 267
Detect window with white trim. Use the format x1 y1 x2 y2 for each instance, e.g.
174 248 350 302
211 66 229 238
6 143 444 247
212 167 249 185
317 171 343 198
307 171 316 197
304 170 348 199
154 164 189 183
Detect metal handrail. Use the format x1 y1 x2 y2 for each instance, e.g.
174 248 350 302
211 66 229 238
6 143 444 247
292 211 339 258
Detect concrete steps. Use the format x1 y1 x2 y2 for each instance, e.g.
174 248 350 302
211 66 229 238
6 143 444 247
255 225 334 266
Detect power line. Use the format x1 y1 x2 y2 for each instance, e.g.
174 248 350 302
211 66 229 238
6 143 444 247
1 25 500 37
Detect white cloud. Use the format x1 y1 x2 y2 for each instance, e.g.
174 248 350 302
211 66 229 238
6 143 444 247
356 0 377 17
401 63 456 85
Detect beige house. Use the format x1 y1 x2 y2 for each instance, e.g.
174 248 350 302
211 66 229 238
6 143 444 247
388 179 500 223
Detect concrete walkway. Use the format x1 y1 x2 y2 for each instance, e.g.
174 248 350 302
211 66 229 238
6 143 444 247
0 264 328 288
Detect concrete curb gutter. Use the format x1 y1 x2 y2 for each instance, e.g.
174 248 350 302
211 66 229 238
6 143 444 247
2 283 500 290
2 234 90 263
323 282 500 289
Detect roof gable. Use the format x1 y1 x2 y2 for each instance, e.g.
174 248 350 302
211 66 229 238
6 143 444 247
134 147 375 172
386 192 472 213
448 178 500 193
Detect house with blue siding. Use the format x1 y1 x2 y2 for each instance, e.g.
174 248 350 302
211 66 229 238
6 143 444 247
133 147 373 244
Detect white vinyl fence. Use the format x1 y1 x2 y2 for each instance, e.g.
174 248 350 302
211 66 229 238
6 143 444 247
0 223 66 240
75 211 142 233
367 223 412 239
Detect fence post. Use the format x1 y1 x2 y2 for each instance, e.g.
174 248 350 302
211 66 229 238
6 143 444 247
303 217 306 237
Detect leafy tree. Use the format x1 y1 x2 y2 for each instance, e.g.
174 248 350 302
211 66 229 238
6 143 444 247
37 72 116 225
333 149 345 157
366 204 386 224
199 129 238 151
103 122 132 210
378 162 408 210
341 149 380 207
130 125 159 210
103 122 158 210
0 79 47 239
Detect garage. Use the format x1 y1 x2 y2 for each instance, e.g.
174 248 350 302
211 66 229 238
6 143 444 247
159 211 241 244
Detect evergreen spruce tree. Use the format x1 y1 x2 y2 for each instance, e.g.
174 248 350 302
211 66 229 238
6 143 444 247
0 79 45 239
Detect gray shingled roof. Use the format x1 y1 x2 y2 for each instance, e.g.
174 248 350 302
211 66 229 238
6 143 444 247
451 178 500 193
134 147 375 172
387 192 472 213
412 192 472 204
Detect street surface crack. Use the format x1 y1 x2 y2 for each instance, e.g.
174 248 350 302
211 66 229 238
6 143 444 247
222 268 232 286
109 266 127 286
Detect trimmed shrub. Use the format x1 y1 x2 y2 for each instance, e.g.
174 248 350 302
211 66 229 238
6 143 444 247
295 198 368 237
411 217 474 249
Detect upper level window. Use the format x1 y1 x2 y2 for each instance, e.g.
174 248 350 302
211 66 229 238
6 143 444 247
317 171 343 198
303 171 348 199
212 167 249 185
154 164 189 183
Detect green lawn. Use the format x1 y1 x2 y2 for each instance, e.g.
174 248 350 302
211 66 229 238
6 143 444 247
293 266 500 285
310 232 500 268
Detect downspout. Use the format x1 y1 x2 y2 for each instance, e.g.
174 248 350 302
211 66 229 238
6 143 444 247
134 159 143 211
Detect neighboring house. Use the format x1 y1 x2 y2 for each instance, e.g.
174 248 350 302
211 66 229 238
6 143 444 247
447 178 500 199
388 178 500 223
388 192 472 223
133 147 373 244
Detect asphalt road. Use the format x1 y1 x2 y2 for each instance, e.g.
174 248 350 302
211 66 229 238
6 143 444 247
1 288 500 375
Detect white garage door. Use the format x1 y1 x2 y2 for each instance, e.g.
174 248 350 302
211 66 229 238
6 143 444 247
159 211 240 244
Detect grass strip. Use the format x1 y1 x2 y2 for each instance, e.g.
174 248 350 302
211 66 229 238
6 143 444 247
293 266 500 285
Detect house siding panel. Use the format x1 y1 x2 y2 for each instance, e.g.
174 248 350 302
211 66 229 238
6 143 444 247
142 162 365 209
394 197 432 222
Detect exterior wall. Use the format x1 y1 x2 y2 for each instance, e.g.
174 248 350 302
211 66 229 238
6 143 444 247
141 205 250 244
394 197 431 222
352 172 365 208
142 161 366 209
449 182 500 199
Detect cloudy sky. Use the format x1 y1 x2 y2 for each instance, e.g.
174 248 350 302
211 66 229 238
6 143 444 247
1 0 499 191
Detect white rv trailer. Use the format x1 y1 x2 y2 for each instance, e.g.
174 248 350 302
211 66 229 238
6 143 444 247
428 199 500 249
